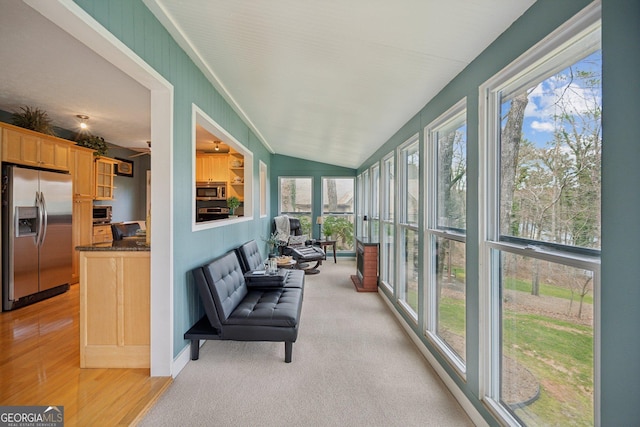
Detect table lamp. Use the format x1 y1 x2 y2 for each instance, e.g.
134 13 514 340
316 216 324 239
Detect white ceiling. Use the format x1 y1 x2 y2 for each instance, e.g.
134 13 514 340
0 0 534 167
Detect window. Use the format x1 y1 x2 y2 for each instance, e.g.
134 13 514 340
398 136 419 318
279 177 313 236
259 161 267 217
480 5 600 425
361 170 370 239
369 164 380 242
321 177 355 251
379 154 395 294
192 104 253 230
356 173 364 238
425 99 467 372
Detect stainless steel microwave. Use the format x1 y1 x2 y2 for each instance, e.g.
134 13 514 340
92 205 112 224
196 182 227 201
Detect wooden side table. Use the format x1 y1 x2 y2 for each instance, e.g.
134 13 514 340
315 240 337 263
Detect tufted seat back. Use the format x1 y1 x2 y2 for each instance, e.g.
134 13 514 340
201 251 248 323
236 240 263 273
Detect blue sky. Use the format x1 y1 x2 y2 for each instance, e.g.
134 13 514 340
504 50 602 148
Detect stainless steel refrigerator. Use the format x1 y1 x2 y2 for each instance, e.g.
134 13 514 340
2 165 73 311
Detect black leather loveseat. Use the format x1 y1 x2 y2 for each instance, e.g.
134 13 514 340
185 243 305 363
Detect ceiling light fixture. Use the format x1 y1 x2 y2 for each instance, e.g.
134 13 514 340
76 114 89 130
214 141 220 151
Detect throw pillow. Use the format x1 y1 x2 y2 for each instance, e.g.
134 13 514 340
288 235 307 247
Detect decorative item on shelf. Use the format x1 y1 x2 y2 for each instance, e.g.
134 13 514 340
232 176 243 184
11 106 56 136
76 134 109 157
316 216 324 239
226 196 241 216
231 159 243 168
115 157 134 177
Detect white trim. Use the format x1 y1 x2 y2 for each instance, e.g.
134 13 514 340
171 340 195 378
28 0 175 377
259 160 268 218
379 291 489 427
192 104 254 232
143 0 274 154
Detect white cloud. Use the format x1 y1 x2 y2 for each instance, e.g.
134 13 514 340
530 120 555 132
524 73 601 121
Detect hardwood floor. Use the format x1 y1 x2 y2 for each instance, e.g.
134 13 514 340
0 284 171 426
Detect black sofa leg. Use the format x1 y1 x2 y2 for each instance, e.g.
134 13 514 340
190 339 200 360
284 341 293 363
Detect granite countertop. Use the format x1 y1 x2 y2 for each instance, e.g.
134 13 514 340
76 238 150 252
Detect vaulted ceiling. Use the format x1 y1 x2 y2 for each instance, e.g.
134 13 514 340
0 0 535 168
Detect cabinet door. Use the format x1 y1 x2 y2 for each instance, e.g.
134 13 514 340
211 155 228 182
72 198 93 283
72 147 95 198
95 158 116 200
195 155 207 182
39 138 70 171
2 127 40 167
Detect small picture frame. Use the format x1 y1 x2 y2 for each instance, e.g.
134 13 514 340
115 157 134 177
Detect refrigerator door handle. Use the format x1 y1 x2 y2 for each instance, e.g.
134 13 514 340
39 191 48 246
35 191 43 246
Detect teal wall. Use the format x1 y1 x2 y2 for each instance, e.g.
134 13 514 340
600 0 640 423
271 154 356 241
357 0 640 425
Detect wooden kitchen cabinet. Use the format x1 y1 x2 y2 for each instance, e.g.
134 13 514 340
1 123 70 171
92 224 113 244
79 250 150 368
71 146 95 198
95 156 117 200
69 146 95 283
72 198 93 283
196 153 227 182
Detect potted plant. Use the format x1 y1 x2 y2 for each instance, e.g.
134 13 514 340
76 134 109 157
263 232 285 257
11 106 56 136
227 196 241 216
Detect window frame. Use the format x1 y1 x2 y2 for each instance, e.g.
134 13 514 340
321 176 355 251
478 4 602 424
424 98 468 377
259 160 268 218
192 104 254 232
397 134 420 321
379 153 395 295
278 175 315 238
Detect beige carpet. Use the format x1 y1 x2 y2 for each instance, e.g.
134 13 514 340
140 259 473 427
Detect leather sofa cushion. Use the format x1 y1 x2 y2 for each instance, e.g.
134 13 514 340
225 288 302 327
236 240 263 272
202 251 248 322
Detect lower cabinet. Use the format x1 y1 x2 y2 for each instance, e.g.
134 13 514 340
79 250 150 368
71 198 93 283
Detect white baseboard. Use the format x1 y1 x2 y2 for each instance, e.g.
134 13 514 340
172 340 203 378
378 291 488 427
